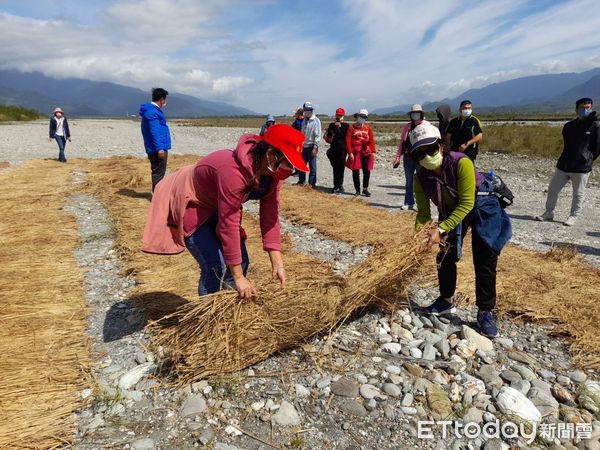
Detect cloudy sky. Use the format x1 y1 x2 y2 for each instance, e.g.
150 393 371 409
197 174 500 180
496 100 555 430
1 0 600 114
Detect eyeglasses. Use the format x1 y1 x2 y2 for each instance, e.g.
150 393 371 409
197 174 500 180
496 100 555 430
413 144 440 160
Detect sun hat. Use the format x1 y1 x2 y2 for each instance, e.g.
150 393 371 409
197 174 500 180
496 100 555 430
53 107 64 114
408 122 441 151
335 107 345 116
354 108 369 118
262 124 309 172
303 102 314 111
409 104 423 113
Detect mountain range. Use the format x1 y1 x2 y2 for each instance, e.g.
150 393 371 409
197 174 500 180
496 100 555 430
373 68 600 115
0 70 256 117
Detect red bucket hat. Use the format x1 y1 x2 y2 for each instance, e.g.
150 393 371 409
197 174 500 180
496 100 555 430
261 124 308 172
335 107 345 116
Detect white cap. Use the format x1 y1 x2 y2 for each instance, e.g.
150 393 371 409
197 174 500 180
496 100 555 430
354 108 369 117
409 123 441 151
409 104 423 113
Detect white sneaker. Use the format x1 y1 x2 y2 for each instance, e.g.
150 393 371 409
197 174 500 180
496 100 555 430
400 204 415 211
534 212 554 222
563 216 577 226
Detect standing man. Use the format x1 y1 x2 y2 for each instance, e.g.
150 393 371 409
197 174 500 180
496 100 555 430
535 97 599 226
325 107 349 193
298 102 321 187
48 107 71 163
140 88 171 192
445 100 483 161
259 114 276 136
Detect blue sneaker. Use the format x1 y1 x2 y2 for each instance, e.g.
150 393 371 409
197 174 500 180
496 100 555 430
477 310 498 338
424 297 456 315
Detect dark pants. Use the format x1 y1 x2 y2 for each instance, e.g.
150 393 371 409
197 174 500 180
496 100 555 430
437 213 498 311
148 151 168 192
352 156 371 192
298 146 317 186
184 213 250 296
55 136 67 162
328 152 345 190
464 147 478 161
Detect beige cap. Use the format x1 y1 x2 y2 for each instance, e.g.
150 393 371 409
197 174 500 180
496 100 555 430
53 107 64 114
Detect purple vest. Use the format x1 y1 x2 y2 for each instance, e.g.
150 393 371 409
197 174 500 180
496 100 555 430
417 151 483 217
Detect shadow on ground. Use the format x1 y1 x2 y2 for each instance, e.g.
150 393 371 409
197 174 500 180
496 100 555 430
541 241 600 257
103 291 189 342
116 188 152 201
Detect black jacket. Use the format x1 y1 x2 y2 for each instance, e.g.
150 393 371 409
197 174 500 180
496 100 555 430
325 121 349 160
49 116 71 139
557 111 600 173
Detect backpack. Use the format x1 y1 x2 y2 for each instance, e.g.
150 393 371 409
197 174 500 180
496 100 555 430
479 171 514 208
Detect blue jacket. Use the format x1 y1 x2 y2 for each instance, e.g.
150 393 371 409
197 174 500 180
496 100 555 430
474 177 512 255
139 103 171 154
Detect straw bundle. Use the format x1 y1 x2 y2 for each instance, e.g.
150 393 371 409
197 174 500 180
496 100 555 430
150 230 431 383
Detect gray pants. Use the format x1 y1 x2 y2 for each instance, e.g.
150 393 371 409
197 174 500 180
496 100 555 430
544 168 590 217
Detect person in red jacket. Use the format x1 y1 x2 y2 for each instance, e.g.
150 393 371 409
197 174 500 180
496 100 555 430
142 125 307 299
345 109 376 196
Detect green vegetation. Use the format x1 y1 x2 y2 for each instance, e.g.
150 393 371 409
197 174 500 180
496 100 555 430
0 105 41 122
481 124 563 157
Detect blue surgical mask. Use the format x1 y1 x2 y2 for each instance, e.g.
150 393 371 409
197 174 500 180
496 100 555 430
579 107 592 118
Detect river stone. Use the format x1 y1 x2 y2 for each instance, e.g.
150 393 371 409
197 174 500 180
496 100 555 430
272 401 301 426
422 344 436 361
461 325 494 353
426 384 453 420
528 386 559 418
569 370 587 383
435 339 450 359
511 380 531 396
383 383 402 398
360 384 385 401
496 387 542 424
500 370 522 384
180 394 207 417
401 392 414 407
391 324 414 342
339 400 368 417
316 376 332 389
381 342 402 355
385 365 401 375
507 349 538 366
132 438 155 450
551 384 575 405
511 364 537 382
295 384 310 397
118 363 156 390
410 347 423 358
331 378 359 398
462 407 484 424
403 363 424 378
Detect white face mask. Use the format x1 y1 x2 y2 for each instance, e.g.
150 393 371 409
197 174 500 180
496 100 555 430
410 112 422 121
356 117 366 125
303 111 312 118
461 108 472 118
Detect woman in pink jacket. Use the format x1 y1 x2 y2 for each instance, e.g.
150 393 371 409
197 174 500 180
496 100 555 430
142 125 307 299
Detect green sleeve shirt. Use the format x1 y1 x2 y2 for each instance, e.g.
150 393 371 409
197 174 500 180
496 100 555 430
414 157 476 232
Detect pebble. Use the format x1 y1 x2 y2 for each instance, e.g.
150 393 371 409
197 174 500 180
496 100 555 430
180 394 207 417
316 376 332 389
422 344 436 361
382 383 401 398
385 365 402 375
403 363 424 378
224 425 242 436
132 438 154 449
271 401 301 426
401 406 418 415
496 387 542 424
359 384 385 400
295 384 311 398
330 378 359 398
556 375 571 386
383 404 395 419
401 393 414 407
538 369 557 381
387 373 403 385
434 339 450 359
339 400 368 417
381 342 402 355
198 427 214 445
251 400 265 411
409 347 423 359
461 325 494 353
118 363 156 390
494 337 514 349
511 364 537 382
569 370 587 383
500 370 522 384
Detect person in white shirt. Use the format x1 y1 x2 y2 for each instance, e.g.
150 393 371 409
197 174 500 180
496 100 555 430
48 107 71 163
298 101 321 187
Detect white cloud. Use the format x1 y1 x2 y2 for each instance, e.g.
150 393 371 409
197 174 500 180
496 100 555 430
212 76 253 95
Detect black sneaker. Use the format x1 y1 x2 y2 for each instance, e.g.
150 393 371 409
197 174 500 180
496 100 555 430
354 190 360 196
477 310 498 338
424 297 456 315
362 189 371 197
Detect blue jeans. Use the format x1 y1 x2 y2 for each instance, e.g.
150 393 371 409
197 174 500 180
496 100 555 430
184 213 249 296
55 136 67 161
298 146 317 186
403 156 416 206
